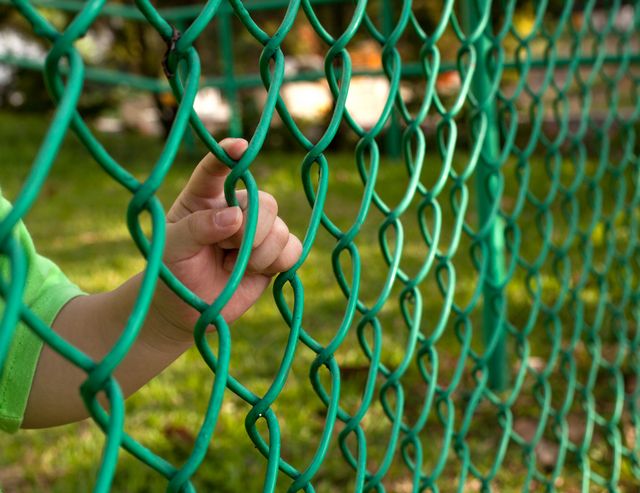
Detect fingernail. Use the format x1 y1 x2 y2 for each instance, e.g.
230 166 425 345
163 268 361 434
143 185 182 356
222 138 248 159
215 207 241 227
222 137 247 146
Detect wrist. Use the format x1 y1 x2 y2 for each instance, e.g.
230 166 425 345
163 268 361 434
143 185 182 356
146 296 195 350
118 273 194 353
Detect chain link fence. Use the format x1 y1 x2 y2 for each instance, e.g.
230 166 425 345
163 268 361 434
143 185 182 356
1 0 640 491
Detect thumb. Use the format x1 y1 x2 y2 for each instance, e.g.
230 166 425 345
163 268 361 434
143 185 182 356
164 206 243 263
167 138 249 222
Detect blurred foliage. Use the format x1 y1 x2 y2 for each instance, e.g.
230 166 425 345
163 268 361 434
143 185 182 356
0 0 606 118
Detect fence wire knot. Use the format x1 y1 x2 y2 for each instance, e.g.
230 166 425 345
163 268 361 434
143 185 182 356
162 26 182 79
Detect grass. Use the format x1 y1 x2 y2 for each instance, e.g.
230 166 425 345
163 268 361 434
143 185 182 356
0 111 638 492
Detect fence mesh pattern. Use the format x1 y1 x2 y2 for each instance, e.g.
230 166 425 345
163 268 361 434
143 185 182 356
2 0 640 491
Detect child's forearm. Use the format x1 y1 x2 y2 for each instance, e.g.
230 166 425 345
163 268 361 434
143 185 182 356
20 140 302 428
22 273 192 428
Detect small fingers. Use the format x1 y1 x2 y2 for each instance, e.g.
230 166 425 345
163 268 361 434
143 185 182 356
167 138 248 221
226 217 290 273
222 222 302 276
263 233 303 275
218 191 278 249
164 206 243 263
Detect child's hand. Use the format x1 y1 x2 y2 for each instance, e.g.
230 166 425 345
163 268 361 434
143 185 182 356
24 138 302 427
152 138 302 339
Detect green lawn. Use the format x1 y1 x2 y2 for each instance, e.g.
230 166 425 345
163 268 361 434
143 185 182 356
0 111 638 492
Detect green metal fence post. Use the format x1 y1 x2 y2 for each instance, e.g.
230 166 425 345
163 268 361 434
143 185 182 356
463 0 508 391
218 8 242 137
381 0 401 158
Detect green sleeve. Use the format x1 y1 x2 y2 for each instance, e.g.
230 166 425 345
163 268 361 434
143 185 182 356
0 194 85 433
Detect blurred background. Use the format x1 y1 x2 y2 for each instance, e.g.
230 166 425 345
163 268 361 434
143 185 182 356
1 1 639 492
1 0 621 150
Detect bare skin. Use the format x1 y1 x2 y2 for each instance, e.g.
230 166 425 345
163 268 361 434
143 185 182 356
22 138 302 428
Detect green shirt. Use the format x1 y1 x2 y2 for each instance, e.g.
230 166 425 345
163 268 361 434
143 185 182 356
0 193 85 432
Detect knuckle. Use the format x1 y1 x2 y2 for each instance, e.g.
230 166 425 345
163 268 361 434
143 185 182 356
274 218 290 245
271 236 302 273
186 213 201 240
292 235 303 255
258 191 278 216
285 237 303 269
